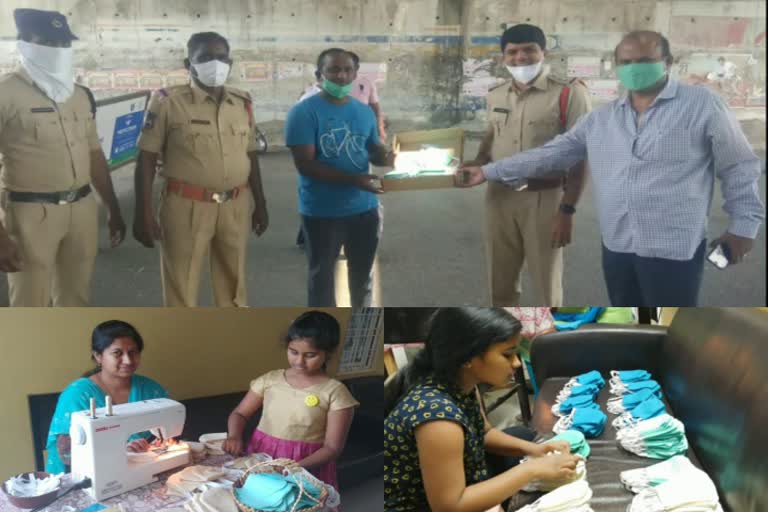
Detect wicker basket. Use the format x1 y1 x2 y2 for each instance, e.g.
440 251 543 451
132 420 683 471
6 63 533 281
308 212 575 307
232 458 328 512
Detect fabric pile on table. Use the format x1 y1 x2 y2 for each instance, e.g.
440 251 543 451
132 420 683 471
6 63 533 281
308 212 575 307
166 465 231 498
616 414 689 459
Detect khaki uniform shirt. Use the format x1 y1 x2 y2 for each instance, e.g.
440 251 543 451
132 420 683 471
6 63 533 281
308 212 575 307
0 68 99 192
137 82 257 191
487 66 592 163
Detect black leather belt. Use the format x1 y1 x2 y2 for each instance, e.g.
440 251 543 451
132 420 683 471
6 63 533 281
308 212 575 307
7 184 91 205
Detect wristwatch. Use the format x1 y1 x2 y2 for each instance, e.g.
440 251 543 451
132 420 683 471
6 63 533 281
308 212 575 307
559 203 576 215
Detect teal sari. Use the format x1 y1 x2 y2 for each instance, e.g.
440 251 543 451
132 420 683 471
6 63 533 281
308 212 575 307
45 374 168 474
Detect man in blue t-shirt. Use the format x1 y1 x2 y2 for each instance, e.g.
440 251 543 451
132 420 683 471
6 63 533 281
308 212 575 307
285 48 395 307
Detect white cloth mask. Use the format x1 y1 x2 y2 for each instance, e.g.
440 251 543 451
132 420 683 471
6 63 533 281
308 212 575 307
518 480 594 512
620 455 697 492
506 61 543 84
628 469 722 512
17 41 74 103
192 60 231 87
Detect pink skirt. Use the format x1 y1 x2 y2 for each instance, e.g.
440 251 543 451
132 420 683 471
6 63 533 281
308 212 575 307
246 429 338 492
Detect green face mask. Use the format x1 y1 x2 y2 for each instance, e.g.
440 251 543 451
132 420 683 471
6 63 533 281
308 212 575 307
322 79 353 99
617 61 667 91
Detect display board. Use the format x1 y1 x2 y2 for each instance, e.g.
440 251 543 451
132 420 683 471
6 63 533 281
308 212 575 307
95 91 150 170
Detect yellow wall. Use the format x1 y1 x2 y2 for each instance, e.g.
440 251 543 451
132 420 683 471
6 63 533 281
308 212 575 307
0 308 383 479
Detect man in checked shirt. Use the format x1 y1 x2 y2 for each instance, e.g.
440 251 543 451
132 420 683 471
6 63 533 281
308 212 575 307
458 31 764 306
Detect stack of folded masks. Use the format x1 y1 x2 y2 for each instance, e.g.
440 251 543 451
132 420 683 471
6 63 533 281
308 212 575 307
555 371 605 405
516 480 594 512
611 396 668 430
234 472 325 512
520 455 587 492
552 371 607 439
609 370 661 397
623 457 724 512
616 414 689 459
607 388 662 415
620 455 698 492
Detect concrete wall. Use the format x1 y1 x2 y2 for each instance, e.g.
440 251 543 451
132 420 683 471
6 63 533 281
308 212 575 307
460 0 766 152
0 0 764 150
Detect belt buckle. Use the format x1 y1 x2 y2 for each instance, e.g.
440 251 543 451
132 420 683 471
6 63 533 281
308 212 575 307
59 190 78 205
509 179 528 192
211 191 229 203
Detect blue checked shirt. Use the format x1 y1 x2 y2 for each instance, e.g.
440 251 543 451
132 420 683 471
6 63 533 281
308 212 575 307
483 79 764 260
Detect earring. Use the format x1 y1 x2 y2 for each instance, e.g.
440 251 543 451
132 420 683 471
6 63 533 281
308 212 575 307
463 362 472 369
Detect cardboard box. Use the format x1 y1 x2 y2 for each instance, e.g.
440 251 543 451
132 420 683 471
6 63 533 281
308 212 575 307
381 127 464 192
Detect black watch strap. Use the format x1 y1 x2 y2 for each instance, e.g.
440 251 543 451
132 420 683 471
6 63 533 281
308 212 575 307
559 203 576 215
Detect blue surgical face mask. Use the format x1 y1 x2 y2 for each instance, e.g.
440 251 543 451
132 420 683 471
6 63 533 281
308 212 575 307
613 396 667 430
575 370 605 388
555 404 607 438
626 380 661 394
612 369 651 383
554 393 597 416
630 397 666 419
608 388 660 414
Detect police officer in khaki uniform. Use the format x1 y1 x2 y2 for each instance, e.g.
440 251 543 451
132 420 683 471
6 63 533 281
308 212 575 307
465 24 592 306
134 32 268 307
0 9 125 306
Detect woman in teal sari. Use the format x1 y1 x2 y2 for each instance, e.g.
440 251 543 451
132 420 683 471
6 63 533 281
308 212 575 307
46 320 168 474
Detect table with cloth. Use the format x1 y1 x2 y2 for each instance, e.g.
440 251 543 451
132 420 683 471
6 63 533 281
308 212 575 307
1 453 335 512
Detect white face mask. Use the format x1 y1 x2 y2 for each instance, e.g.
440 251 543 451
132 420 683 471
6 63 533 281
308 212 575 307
191 60 231 87
506 61 543 84
17 40 74 103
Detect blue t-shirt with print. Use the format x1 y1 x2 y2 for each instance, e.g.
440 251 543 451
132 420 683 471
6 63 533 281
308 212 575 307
285 94 380 218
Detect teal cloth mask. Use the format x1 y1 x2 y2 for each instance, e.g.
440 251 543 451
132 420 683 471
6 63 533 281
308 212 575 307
236 473 324 511
617 62 667 91
546 430 591 458
322 79 353 99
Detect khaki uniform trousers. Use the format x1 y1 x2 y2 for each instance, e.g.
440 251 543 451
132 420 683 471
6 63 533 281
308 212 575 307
485 182 564 306
158 190 252 307
2 191 98 306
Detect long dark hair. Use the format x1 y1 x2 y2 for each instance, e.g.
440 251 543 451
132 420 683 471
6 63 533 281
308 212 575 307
384 307 521 415
82 320 145 377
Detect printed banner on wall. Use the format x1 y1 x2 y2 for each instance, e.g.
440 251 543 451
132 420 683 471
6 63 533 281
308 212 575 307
567 56 602 78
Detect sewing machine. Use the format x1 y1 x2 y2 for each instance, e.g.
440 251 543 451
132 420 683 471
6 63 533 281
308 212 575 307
70 398 190 501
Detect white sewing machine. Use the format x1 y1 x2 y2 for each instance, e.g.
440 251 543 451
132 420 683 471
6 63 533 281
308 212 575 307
70 398 190 500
